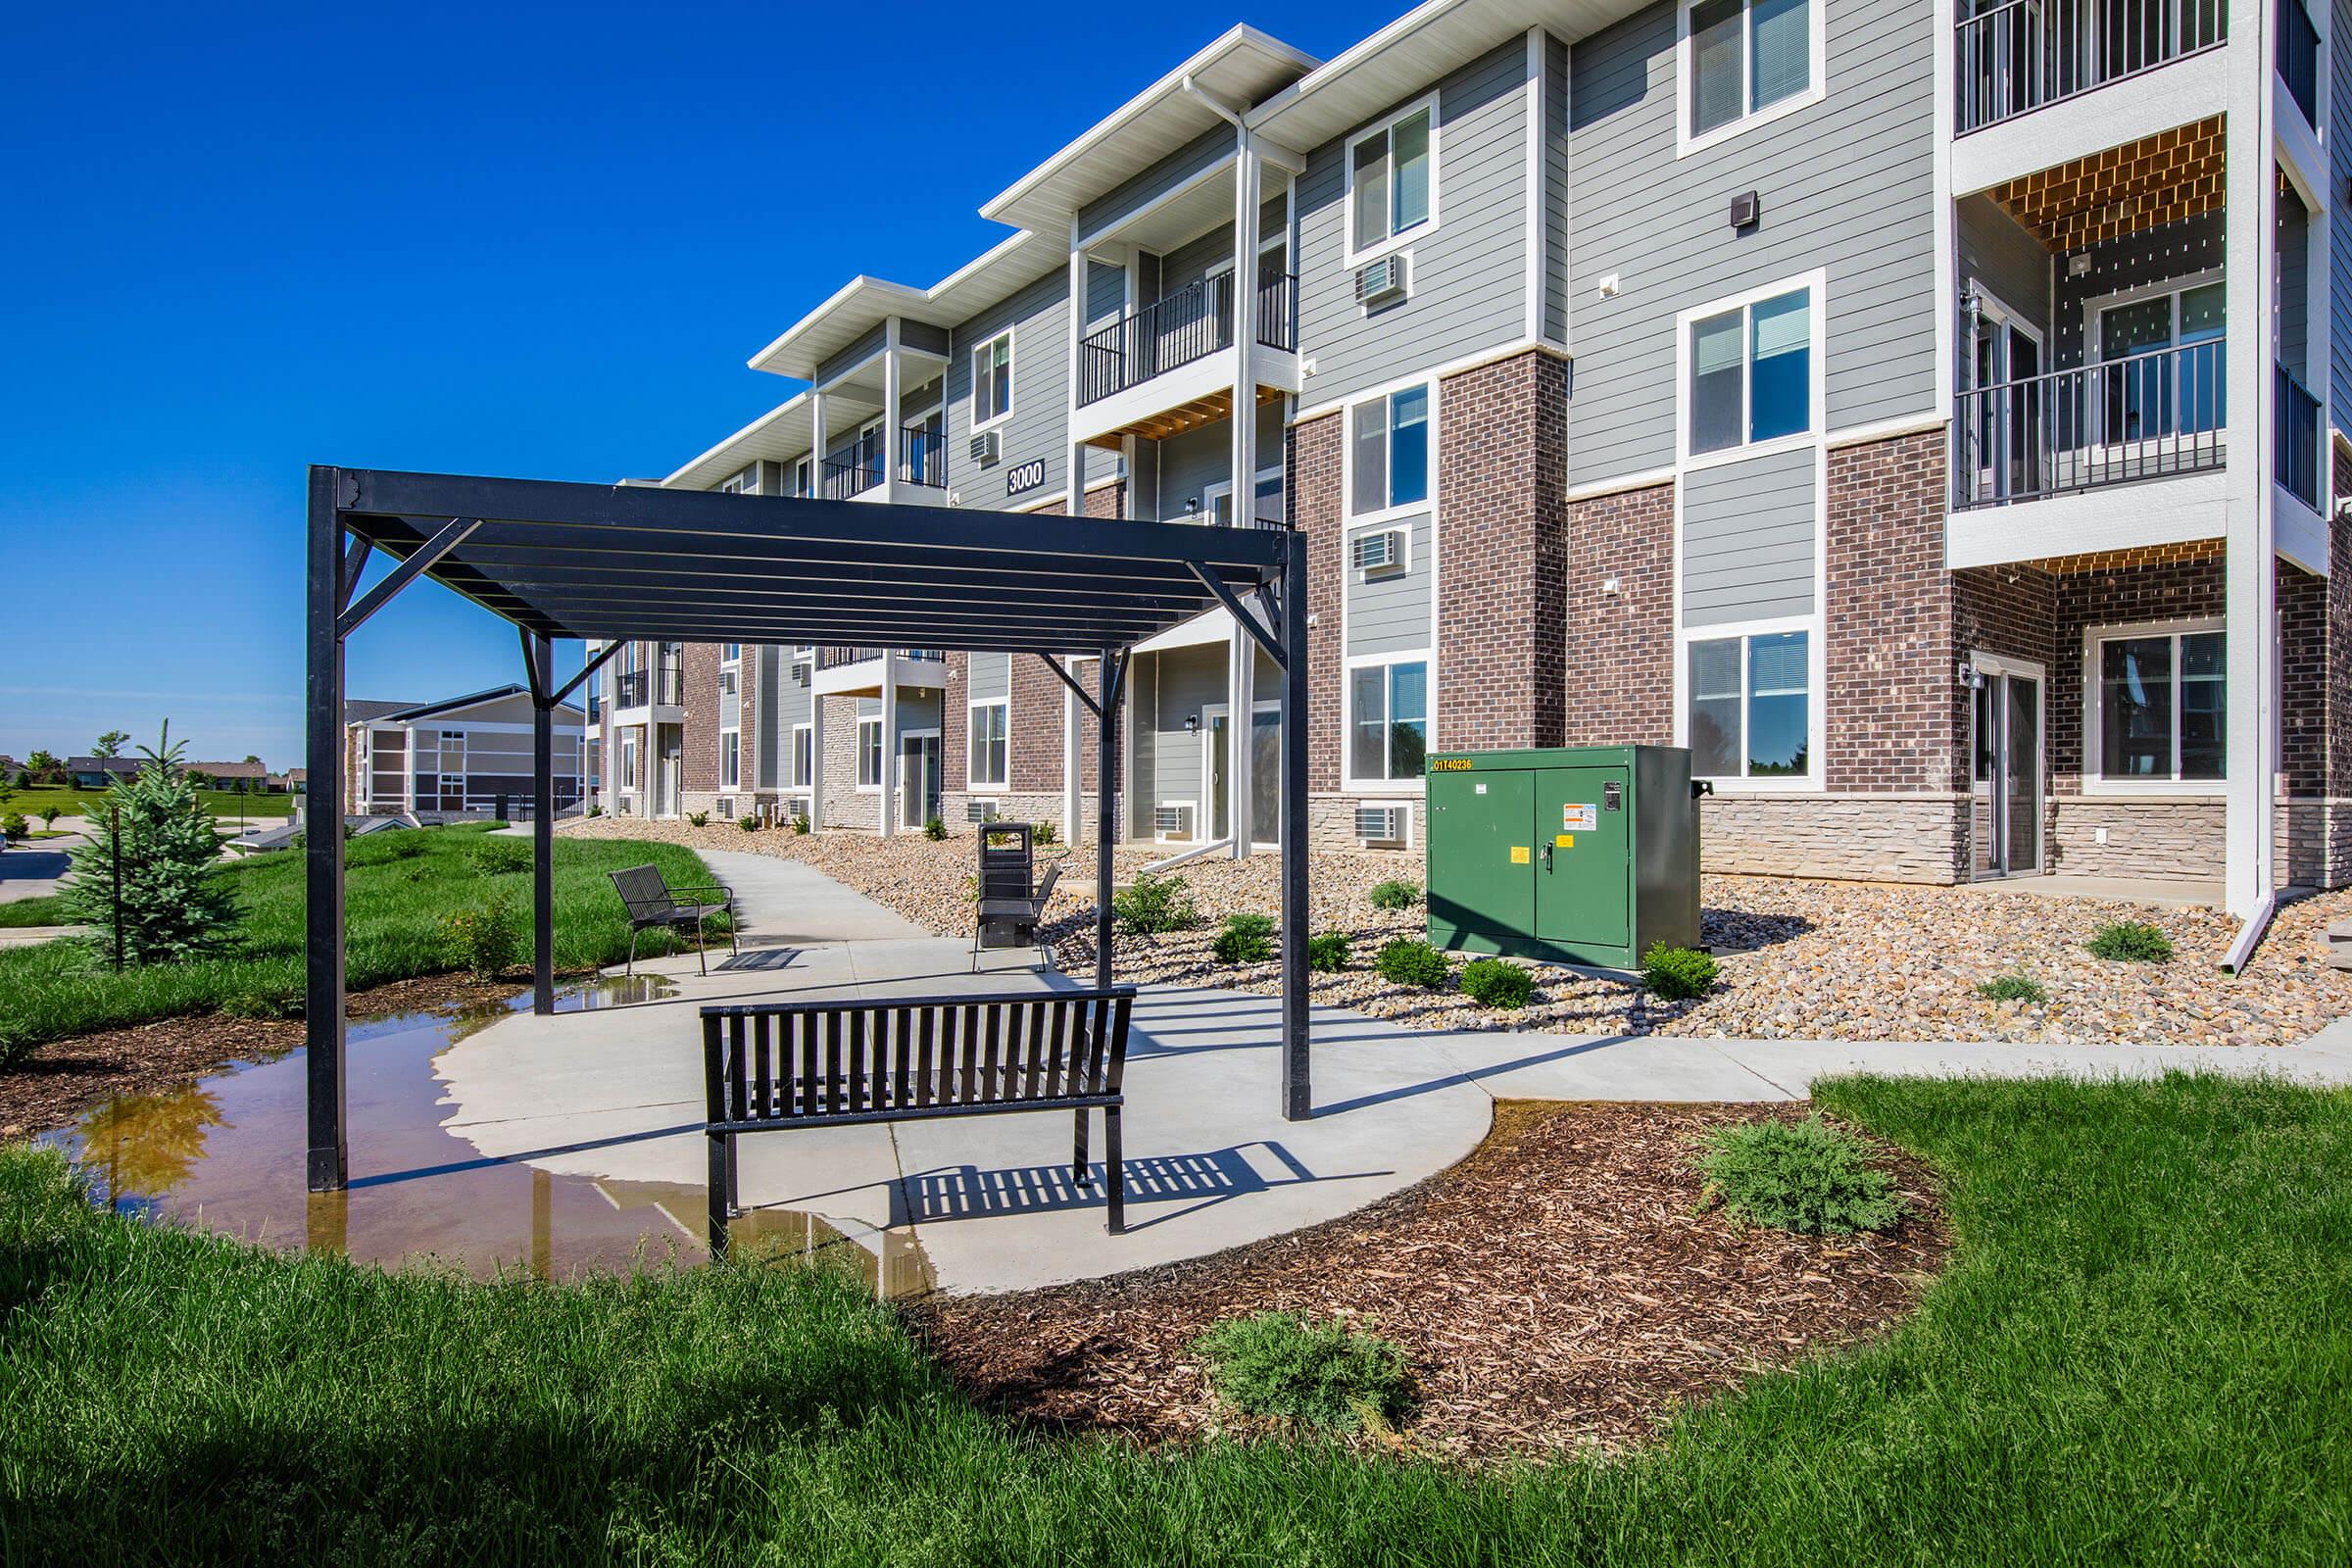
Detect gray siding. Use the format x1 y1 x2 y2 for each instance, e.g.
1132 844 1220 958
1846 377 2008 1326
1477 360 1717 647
1567 0 1938 482
1151 402 1284 518
1143 644 1227 809
1345 510 1436 656
903 319 952 358
1162 222 1235 295
1087 259 1125 328
1080 125 1232 239
968 652 1009 702
2049 211 2222 368
1680 446 1816 627
1957 194 2050 340
1544 32 1571 346
946 268 1072 511
1297 39 1534 409
815 322 888 388
2279 186 2310 381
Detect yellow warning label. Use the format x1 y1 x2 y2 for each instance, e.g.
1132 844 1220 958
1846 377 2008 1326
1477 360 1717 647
1509 846 1530 864
1555 833 1576 848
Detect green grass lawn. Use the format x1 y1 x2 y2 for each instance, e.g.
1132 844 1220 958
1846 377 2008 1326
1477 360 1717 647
3 1073 2346 1564
0 781 296 820
0 896 69 929
0 825 721 1055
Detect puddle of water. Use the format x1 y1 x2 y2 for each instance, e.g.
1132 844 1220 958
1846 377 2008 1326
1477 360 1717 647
38 972 933 1294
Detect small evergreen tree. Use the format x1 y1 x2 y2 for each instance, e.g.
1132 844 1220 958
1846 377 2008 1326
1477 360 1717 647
63 724 238 965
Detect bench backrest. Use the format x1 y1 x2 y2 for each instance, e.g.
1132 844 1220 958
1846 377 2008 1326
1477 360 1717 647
702 986 1136 1128
610 864 676 921
976 824 1036 901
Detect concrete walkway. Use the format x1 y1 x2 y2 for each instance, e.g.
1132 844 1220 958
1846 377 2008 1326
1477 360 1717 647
436 849 2352 1296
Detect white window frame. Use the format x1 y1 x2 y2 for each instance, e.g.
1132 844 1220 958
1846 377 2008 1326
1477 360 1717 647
1343 93 1441 268
1675 269 1826 468
718 466 759 495
2082 269 2227 364
2082 616 2228 797
1342 651 1433 794
1673 614 1824 792
966 696 1009 790
856 716 884 791
1346 515 1413 578
437 729 466 774
970 330 1014 432
718 727 740 791
620 734 640 792
1676 0 1827 159
791 723 813 789
792 457 813 498
1341 380 1437 522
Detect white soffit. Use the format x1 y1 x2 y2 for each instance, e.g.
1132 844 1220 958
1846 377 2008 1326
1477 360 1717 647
662 394 814 489
748 229 1061 381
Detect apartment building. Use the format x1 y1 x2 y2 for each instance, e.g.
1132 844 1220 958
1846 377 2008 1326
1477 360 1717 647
609 0 2349 917
345 687 586 816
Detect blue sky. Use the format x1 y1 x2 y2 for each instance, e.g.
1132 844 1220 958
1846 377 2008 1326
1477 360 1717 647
0 0 1356 766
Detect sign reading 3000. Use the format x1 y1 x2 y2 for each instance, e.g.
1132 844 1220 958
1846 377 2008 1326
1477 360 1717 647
1004 459 1048 497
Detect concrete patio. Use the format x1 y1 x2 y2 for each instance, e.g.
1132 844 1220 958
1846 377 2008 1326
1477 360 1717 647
431 848 2352 1296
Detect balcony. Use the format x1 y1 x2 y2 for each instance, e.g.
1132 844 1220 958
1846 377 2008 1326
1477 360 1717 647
1071 272 1300 448
2278 0 2320 127
1954 338 2227 512
613 667 683 712
810 647 947 699
819 426 950 502
2276 363 2321 509
1955 0 2227 135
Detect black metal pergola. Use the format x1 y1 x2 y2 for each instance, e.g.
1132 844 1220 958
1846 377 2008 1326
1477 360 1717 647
304 466 1311 1193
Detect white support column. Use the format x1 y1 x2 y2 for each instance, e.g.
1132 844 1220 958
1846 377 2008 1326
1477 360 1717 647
1228 129 1262 858
811 390 828 504
1062 671 1082 844
2222 0 2279 917
808 695 827 834
1067 214 1089 518
878 677 899 837
881 318 904 505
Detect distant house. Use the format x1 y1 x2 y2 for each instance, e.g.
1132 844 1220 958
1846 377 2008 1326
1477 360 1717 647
62 757 140 789
345 686 585 816
181 760 279 792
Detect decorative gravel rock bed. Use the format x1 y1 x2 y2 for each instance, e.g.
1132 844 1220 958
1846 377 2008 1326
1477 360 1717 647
561 818 2352 1047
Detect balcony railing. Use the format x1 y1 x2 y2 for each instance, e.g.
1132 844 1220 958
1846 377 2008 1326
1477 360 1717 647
814 647 948 671
1955 0 2226 134
1075 270 1300 408
1952 337 2227 509
2278 0 2320 126
2277 363 2322 508
819 425 950 498
613 667 683 708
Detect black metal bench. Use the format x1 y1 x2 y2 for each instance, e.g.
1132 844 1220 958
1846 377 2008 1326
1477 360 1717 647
702 985 1137 1253
609 863 738 976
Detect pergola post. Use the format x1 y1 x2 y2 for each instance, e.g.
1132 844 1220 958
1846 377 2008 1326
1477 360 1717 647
529 633 556 1015
1280 533 1310 1119
305 466 350 1192
1096 649 1124 984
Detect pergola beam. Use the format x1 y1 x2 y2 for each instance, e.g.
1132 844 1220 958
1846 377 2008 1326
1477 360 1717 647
337 515 479 638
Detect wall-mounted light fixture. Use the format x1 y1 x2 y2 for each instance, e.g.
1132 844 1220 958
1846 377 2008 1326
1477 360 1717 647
1184 713 1200 733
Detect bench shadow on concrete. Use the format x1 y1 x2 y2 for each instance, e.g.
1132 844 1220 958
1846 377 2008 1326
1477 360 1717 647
899 1140 1388 1234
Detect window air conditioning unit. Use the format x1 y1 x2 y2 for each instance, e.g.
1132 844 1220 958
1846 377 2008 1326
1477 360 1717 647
791 662 809 686
1352 253 1407 307
1154 803 1195 840
1355 803 1410 846
969 429 1001 466
965 799 1000 824
716 797 735 818
1351 527 1405 575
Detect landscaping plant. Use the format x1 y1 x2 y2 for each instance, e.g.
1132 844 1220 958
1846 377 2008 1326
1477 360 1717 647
2087 919 2173 962
739 814 760 833
1374 937 1450 989
0 813 24 847
1642 942 1719 1001
1032 819 1056 846
60 727 237 965
1368 878 1420 912
687 810 710 827
1695 1114 1908 1236
1212 912 1275 965
37 805 62 833
1112 873 1200 936
1192 1310 1417 1434
924 816 948 841
468 838 532 876
791 813 810 834
436 897 522 981
1459 956 1534 1009
1306 931 1350 972
1977 972 2049 1004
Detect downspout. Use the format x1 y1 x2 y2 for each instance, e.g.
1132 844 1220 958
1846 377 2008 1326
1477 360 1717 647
2220 893 2277 975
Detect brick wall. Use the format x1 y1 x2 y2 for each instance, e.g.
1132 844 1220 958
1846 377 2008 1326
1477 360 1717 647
1435 350 1568 752
818 695 875 830
1294 411 1344 793
1825 429 1954 793
1561 481 1673 745
680 642 720 796
1083 480 1124 520
2046 546 2223 792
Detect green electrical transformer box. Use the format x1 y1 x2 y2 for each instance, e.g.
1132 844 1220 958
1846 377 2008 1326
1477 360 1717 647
1423 745 1701 972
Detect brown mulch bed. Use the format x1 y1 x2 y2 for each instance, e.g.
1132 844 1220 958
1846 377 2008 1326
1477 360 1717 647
912 1101 1948 1462
0 971 565 1139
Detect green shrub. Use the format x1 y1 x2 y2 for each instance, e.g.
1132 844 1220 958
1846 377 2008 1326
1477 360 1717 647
1368 879 1420 912
0 813 24 845
1112 873 1200 936
350 830 426 864
1459 956 1534 1009
1695 1115 1909 1236
586 804 603 817
1642 942 1719 1001
2087 920 2173 963
790 813 810 834
738 815 760 833
923 816 948 841
1032 819 1057 847
60 727 238 965
219 988 301 1021
467 838 531 875
1977 972 2049 1004
436 898 522 981
1212 912 1275 964
1306 931 1350 972
1193 1310 1416 1434
1374 937 1450 989
687 810 710 827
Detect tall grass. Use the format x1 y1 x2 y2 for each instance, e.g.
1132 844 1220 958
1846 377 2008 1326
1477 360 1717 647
0 826 720 1054
3 1073 2348 1563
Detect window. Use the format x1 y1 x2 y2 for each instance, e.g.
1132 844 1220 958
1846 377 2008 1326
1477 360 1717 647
719 729 740 791
717 669 738 697
1684 0 1816 148
1348 384 1431 514
967 699 1007 789
792 724 812 788
718 466 758 495
971 332 1012 428
2092 277 2226 442
792 458 812 498
2091 624 2225 785
857 717 883 788
1348 659 1429 782
620 735 639 791
1348 102 1434 258
437 730 465 773
1687 630 1810 779
1688 284 1812 456
721 643 741 662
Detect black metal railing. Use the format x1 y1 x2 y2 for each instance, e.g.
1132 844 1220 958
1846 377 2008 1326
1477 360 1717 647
614 667 683 707
814 646 947 670
1952 338 2227 509
1955 0 2226 134
1076 271 1299 407
2277 362 2322 507
820 451 884 501
900 425 948 488
2279 0 2320 126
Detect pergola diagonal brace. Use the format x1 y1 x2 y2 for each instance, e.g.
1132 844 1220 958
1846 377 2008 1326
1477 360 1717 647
550 638 626 710
518 625 549 707
1034 654 1103 720
338 516 481 640
1187 563 1284 669
339 538 373 614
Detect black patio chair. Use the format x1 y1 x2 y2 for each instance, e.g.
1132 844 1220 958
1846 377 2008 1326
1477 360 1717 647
609 863 739 976
971 823 1059 970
